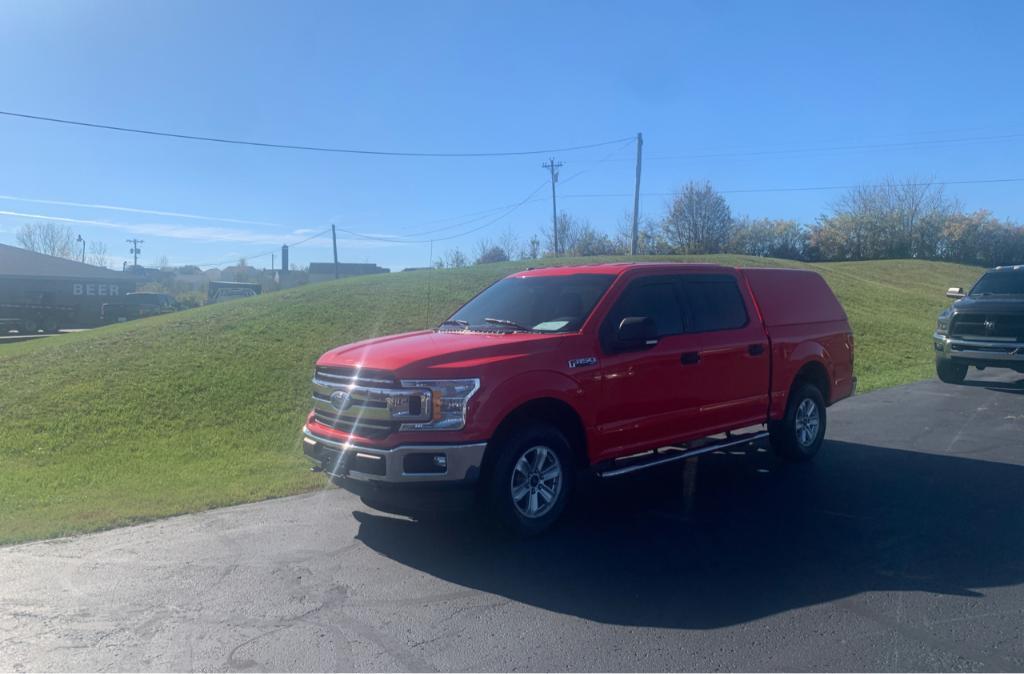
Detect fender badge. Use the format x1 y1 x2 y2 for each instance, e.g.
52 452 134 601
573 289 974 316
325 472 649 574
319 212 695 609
568 356 598 369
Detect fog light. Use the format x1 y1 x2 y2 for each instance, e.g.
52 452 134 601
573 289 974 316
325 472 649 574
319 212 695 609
403 453 447 474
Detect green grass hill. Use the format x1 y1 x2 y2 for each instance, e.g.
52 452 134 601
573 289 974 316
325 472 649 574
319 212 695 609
0 255 983 544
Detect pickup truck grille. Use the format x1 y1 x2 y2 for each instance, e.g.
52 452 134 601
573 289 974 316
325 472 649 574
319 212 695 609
310 366 432 440
312 410 394 439
949 314 1024 341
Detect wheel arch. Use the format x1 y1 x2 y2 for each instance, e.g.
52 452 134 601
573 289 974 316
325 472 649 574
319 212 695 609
792 359 831 404
482 397 589 479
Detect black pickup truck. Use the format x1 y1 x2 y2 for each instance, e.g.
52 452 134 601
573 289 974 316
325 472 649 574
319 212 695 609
100 292 177 324
933 265 1024 383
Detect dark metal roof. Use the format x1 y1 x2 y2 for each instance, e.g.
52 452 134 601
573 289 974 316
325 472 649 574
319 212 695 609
0 243 130 280
308 262 389 275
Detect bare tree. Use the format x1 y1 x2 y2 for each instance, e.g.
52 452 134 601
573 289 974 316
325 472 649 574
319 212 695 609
441 248 468 268
812 177 957 260
662 181 733 253
543 212 584 257
16 222 75 258
497 227 523 261
614 210 669 254
87 241 109 268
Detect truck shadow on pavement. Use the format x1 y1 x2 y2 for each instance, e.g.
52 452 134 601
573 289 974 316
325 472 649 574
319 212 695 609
352 440 1024 629
960 375 1024 394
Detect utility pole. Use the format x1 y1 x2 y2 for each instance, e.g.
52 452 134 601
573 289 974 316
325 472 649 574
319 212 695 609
631 132 644 255
271 253 275 271
126 239 143 268
331 224 339 279
542 158 563 256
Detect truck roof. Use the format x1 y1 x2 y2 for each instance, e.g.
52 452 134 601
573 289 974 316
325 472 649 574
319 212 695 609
510 262 734 277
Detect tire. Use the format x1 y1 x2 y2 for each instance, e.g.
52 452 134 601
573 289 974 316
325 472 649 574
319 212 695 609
487 422 575 536
769 382 827 461
42 318 59 334
936 358 968 384
19 319 38 334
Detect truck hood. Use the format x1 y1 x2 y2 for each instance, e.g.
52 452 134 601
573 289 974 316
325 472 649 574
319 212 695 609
316 329 566 376
951 296 1024 314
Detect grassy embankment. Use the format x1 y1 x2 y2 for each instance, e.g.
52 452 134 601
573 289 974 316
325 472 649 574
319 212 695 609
0 255 982 544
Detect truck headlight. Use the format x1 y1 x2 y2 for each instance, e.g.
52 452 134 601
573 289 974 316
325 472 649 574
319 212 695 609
936 310 952 334
398 379 480 431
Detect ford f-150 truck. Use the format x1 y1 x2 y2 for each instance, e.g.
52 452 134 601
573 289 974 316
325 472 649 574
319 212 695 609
934 265 1024 383
303 263 856 534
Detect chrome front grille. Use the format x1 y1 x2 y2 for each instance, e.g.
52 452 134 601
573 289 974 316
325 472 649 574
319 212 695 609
310 366 432 439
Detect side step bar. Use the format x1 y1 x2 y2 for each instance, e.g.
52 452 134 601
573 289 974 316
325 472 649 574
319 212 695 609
597 431 769 478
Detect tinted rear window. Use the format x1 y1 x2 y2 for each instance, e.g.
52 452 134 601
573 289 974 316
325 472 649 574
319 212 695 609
681 276 748 332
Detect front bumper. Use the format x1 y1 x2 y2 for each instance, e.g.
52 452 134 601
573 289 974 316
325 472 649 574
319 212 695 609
933 332 1024 365
302 426 487 484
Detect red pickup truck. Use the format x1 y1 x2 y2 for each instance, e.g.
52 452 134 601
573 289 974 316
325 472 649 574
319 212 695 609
303 263 856 534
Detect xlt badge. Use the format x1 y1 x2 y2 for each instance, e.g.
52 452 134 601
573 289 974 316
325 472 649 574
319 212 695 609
568 356 598 369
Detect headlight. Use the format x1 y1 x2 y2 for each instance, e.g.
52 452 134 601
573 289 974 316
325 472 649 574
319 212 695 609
398 379 480 431
936 309 952 334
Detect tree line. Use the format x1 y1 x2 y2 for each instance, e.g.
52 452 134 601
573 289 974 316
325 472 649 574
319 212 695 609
439 177 1024 268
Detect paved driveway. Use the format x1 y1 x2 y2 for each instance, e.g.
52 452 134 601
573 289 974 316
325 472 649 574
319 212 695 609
2 371 1023 671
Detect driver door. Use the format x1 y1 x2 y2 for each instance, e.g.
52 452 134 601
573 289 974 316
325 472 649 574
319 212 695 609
592 275 702 461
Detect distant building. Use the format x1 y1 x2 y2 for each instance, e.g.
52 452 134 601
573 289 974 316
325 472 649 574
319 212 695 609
307 262 389 284
0 243 135 327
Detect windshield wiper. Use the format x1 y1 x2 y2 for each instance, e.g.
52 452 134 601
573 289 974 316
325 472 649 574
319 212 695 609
438 319 470 329
484 317 535 332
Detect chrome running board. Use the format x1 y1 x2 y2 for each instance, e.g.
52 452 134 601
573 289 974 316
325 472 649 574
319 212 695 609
597 431 769 478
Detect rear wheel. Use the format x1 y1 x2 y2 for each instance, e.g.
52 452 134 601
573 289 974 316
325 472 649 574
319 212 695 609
487 422 574 536
19 319 38 334
770 382 826 460
936 358 968 384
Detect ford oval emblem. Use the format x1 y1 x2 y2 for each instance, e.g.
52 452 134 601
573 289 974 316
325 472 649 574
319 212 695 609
330 389 353 411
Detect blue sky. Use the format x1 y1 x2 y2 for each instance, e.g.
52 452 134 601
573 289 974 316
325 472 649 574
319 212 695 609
1 0 1022 271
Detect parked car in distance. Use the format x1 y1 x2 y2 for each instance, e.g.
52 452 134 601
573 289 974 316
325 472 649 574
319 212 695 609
100 292 177 324
302 262 856 535
934 264 1024 383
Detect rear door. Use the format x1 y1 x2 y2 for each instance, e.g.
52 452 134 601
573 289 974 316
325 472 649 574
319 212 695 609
593 274 703 459
678 273 771 433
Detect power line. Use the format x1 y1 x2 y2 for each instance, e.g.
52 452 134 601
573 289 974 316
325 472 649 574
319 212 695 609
0 110 633 158
339 181 550 244
560 176 1024 199
577 131 1024 164
179 227 330 267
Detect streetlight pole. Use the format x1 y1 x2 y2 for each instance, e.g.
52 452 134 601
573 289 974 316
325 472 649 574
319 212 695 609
76 234 85 263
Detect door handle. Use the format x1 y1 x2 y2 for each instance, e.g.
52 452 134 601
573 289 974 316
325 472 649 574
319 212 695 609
680 351 700 365
748 343 766 356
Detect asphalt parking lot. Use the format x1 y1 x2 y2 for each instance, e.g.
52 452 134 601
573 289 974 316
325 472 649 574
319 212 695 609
1 370 1022 672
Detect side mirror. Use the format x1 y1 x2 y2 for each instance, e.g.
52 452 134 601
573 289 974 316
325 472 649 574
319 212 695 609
614 316 658 350
946 287 965 299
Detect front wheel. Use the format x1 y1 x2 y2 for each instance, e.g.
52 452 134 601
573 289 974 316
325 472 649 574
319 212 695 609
770 383 826 461
936 358 968 384
487 423 574 536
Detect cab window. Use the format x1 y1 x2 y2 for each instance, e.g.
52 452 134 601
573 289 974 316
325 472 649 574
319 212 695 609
602 278 685 340
679 275 748 332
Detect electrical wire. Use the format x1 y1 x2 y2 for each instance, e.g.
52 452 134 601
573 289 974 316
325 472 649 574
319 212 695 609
338 181 550 244
560 176 1024 199
0 110 633 158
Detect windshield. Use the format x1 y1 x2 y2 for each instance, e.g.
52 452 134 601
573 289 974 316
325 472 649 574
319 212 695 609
444 274 614 333
970 272 1024 296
